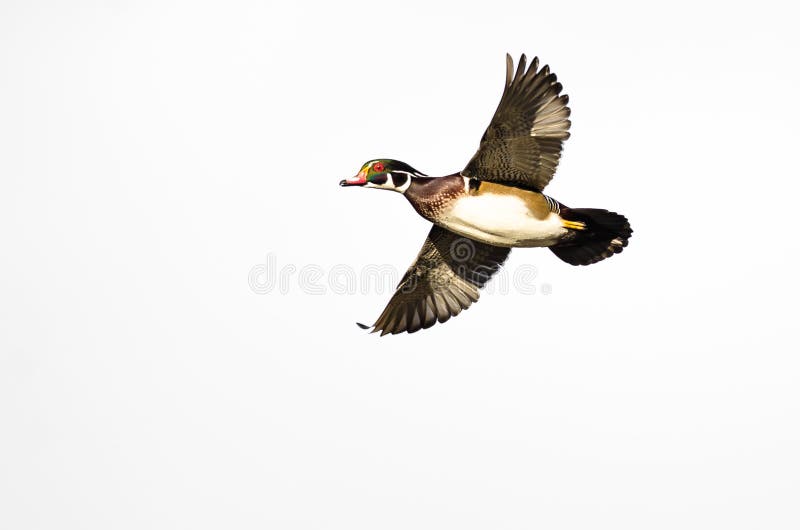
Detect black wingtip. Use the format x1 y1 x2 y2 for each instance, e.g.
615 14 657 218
356 322 371 330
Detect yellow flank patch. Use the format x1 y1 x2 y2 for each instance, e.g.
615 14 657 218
562 220 587 230
472 181 551 220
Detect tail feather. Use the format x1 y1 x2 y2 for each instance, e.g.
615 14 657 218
551 208 632 266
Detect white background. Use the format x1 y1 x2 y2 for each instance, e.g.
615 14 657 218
2 1 799 528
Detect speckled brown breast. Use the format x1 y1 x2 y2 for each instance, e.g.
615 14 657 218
403 174 467 222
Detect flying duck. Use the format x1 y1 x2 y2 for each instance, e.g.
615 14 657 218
340 54 632 335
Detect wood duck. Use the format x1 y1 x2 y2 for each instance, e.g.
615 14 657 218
340 54 632 336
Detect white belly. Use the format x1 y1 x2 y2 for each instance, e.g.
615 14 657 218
439 193 567 247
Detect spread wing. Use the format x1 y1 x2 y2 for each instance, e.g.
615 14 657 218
366 225 510 336
462 53 571 192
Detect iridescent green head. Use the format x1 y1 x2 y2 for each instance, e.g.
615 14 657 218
339 159 425 193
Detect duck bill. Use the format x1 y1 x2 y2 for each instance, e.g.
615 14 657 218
339 170 368 187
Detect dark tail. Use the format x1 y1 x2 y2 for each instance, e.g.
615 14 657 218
550 208 632 266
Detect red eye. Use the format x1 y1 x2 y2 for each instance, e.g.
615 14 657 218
373 162 384 172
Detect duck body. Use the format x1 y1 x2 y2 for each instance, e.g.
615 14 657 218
339 54 633 335
405 175 568 248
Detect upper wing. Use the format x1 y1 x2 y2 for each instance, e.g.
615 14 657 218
368 225 510 336
462 54 571 192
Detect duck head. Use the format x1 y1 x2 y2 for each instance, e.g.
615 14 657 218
339 159 425 193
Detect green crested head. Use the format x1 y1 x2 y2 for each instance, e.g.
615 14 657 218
339 159 425 192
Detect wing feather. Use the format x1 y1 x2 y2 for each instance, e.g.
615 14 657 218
463 54 571 191
368 225 510 335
